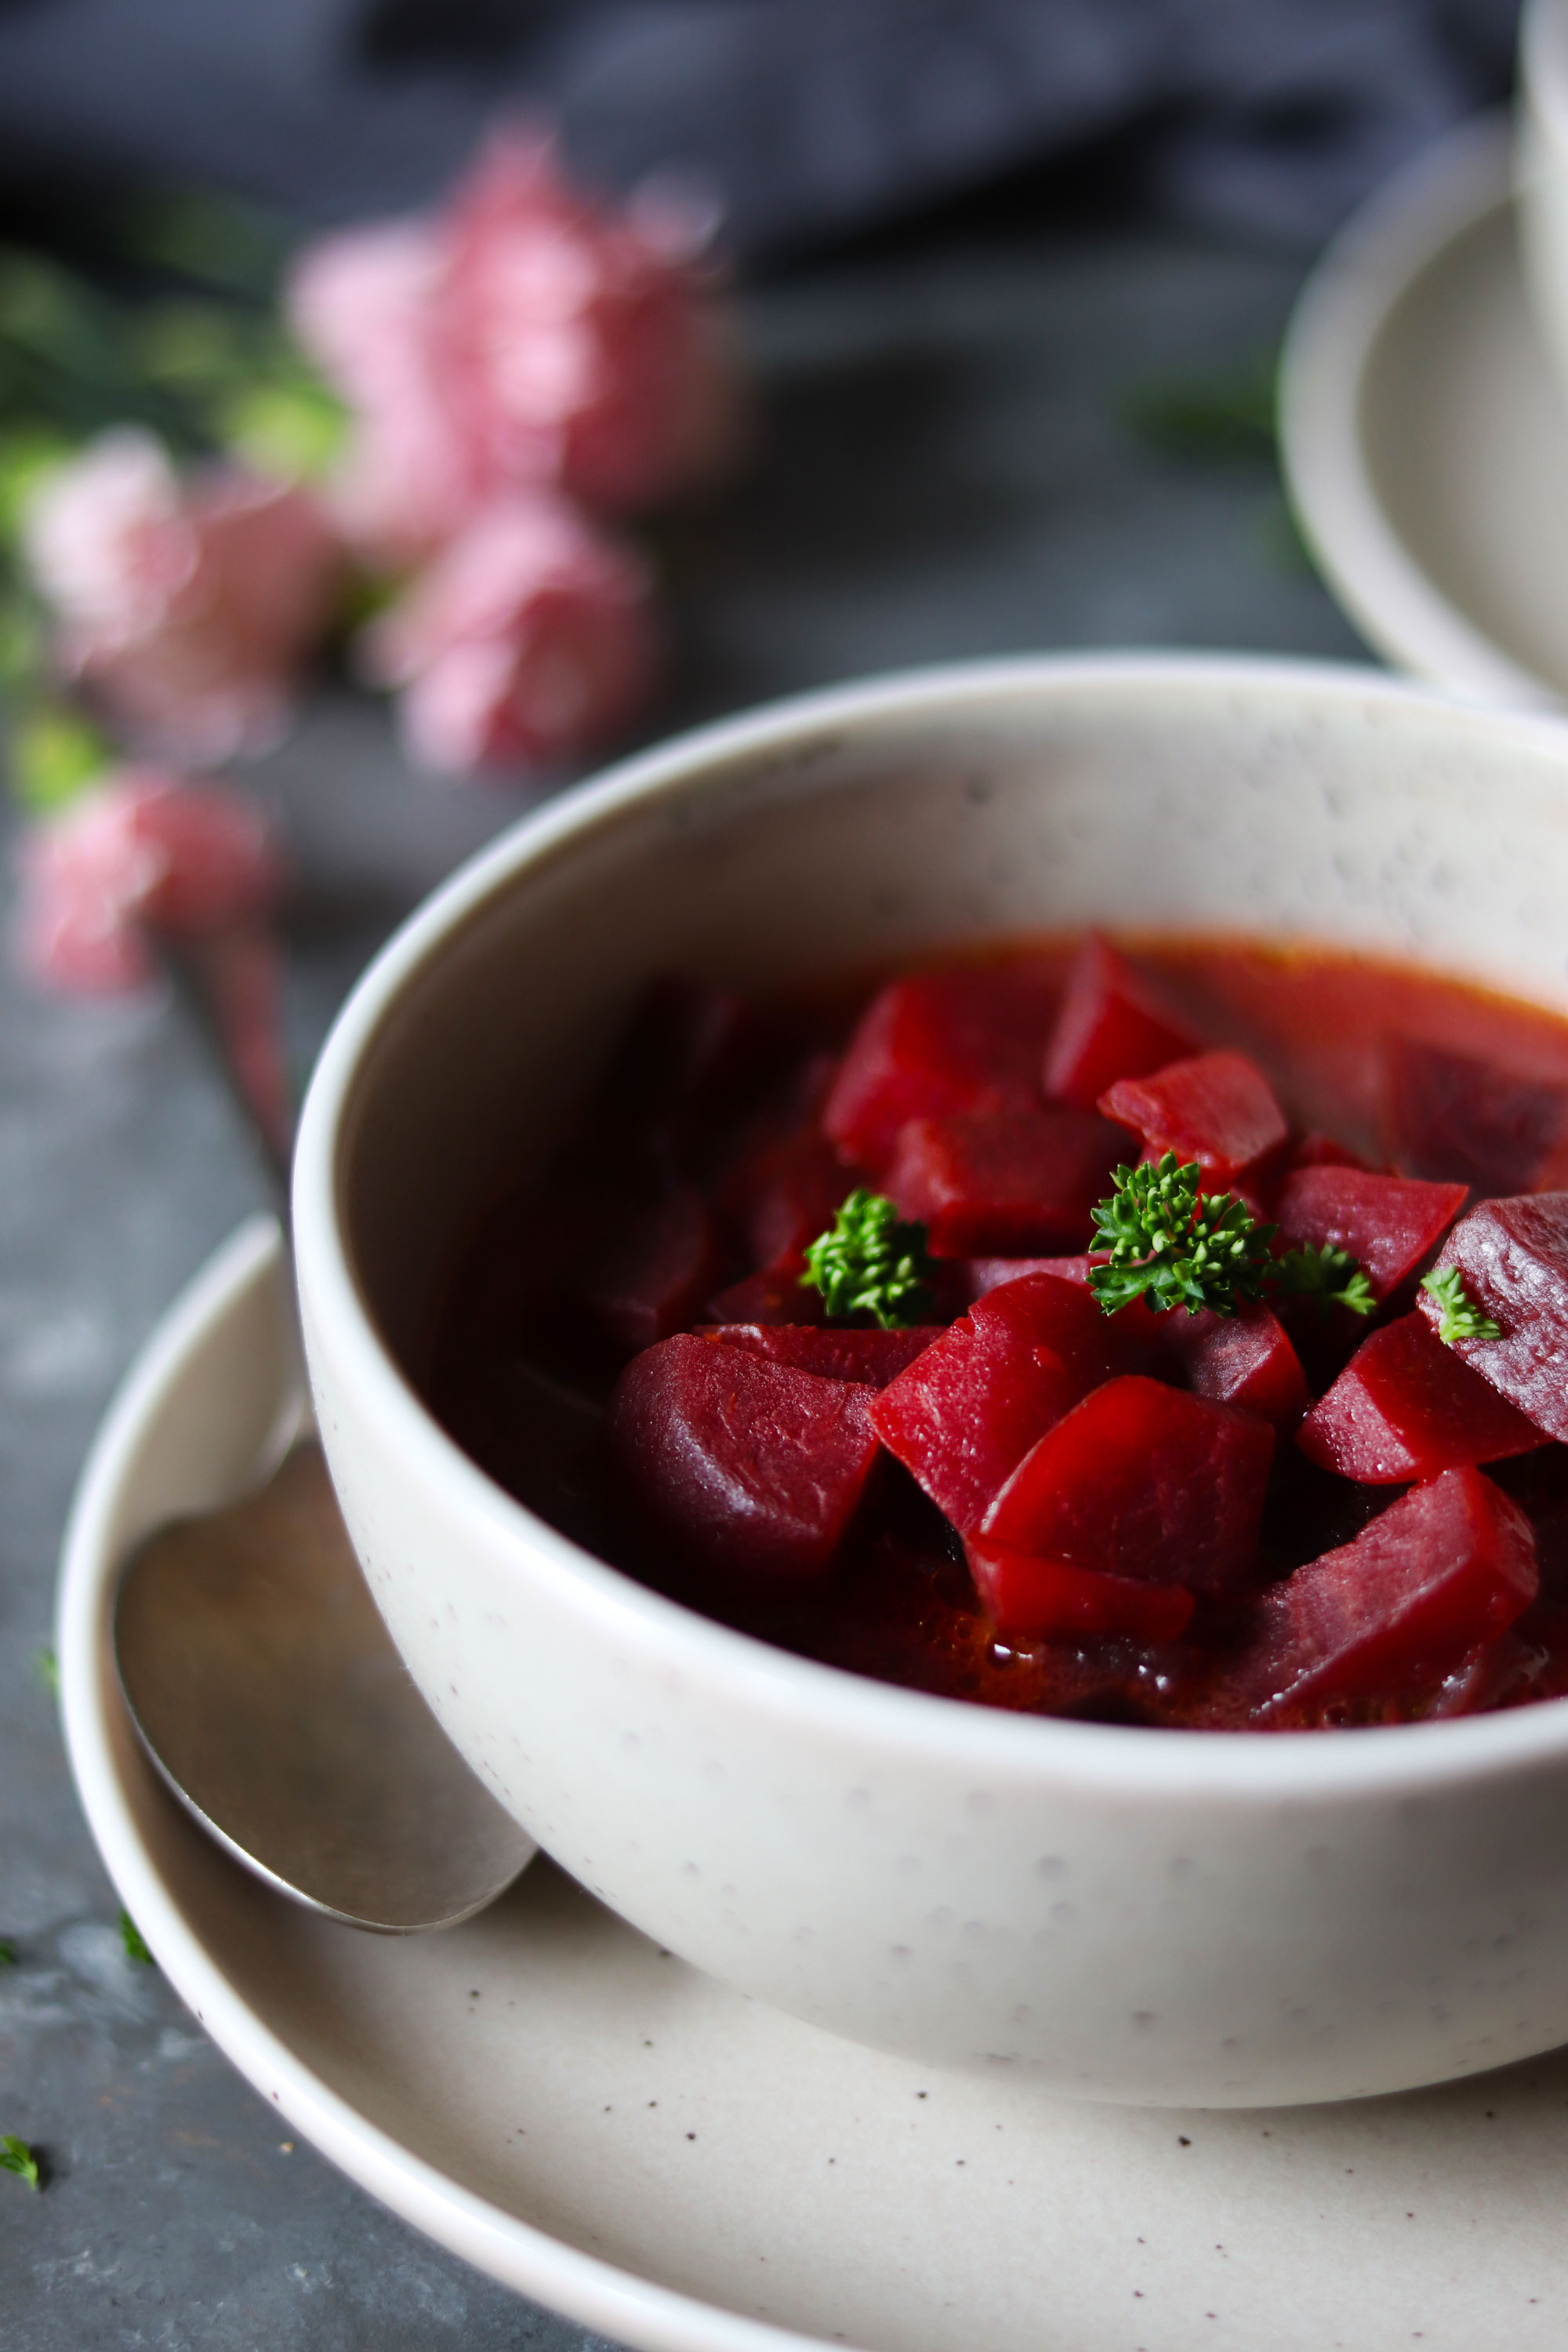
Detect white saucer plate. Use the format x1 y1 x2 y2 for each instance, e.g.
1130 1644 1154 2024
57 1220 1568 2351
1281 113 1568 707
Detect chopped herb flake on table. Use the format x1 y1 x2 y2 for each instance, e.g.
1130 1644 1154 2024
1 2136 40 2190
119 1910 154 1965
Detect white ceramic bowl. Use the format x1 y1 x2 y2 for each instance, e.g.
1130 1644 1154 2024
1516 0 1568 407
295 654 1568 2109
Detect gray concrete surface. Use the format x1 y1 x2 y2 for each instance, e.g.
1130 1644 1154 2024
1 219 1367 2347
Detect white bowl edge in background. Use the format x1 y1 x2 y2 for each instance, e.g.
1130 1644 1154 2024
1279 111 1561 710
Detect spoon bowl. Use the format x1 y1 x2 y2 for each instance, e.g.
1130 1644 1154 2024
114 1428 535 1932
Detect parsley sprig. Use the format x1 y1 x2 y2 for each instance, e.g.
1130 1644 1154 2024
1421 1267 1501 1346
1090 1155 1276 1317
800 1189 935 1330
1269 1239 1376 1319
1088 1154 1376 1321
1 2135 39 2190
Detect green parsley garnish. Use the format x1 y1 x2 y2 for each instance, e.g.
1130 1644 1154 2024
1269 1241 1376 1319
1089 1154 1278 1318
1088 1155 1376 1321
0 2135 40 2190
119 1910 154 1965
800 1189 935 1330
1421 1267 1501 1346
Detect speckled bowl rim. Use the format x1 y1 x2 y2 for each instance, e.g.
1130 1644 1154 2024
293 650 1568 1805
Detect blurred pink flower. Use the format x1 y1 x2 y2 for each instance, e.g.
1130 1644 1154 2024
361 495 659 774
23 430 343 761
441 130 746 514
285 223 483 565
16 767 282 993
287 130 743 555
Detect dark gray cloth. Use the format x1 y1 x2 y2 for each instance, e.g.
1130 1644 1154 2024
0 0 1525 260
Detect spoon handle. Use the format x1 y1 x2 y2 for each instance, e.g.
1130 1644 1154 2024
154 920 311 1458
155 923 296 1220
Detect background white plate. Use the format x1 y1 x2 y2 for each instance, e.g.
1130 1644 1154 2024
1281 114 1568 707
54 1217 1568 2349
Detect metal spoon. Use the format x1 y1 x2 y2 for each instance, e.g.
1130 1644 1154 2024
113 927 535 1931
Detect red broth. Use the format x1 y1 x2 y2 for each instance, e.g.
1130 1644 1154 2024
425 938 1568 1730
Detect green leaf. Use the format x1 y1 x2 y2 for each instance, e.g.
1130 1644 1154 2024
31 1646 58 1697
7 705 113 811
0 589 46 696
132 301 256 397
0 425 75 546
1421 1267 1501 1346
1270 1241 1375 1319
0 2135 40 2190
1122 354 1279 464
800 1189 935 1329
120 188 293 301
119 1910 154 1966
219 376 347 482
0 1940 16 1966
1089 1154 1276 1318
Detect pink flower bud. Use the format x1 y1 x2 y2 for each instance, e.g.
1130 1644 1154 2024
286 223 485 565
286 128 745 554
23 433 343 762
361 495 658 775
16 768 282 994
440 129 746 515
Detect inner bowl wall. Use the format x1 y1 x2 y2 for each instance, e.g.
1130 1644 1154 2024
336 667 1568 1370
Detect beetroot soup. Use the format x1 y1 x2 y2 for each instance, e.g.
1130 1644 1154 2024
426 935 1568 1730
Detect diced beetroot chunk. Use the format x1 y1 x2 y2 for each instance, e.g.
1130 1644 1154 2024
600 975 762 1119
964 1253 1083 1298
1236 1468 1538 1721
980 1375 1274 1599
1423 1629 1539 1719
723 1128 847 1272
1042 934 1196 1110
1289 1132 1375 1173
608 1335 881 1587
575 1189 721 1356
706 1265 826 1326
1097 1050 1287 1185
870 1272 1139 1533
1162 1302 1309 1430
1417 1192 1568 1441
1297 1312 1550 1483
884 1107 1121 1256
1384 1034 1568 1195
962 1252 1167 1345
964 1539 1196 1642
822 966 1056 1177
702 1323 942 1387
1273 1167 1468 1301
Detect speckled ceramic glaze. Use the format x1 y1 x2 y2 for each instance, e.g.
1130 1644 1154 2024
294 655 1568 2107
